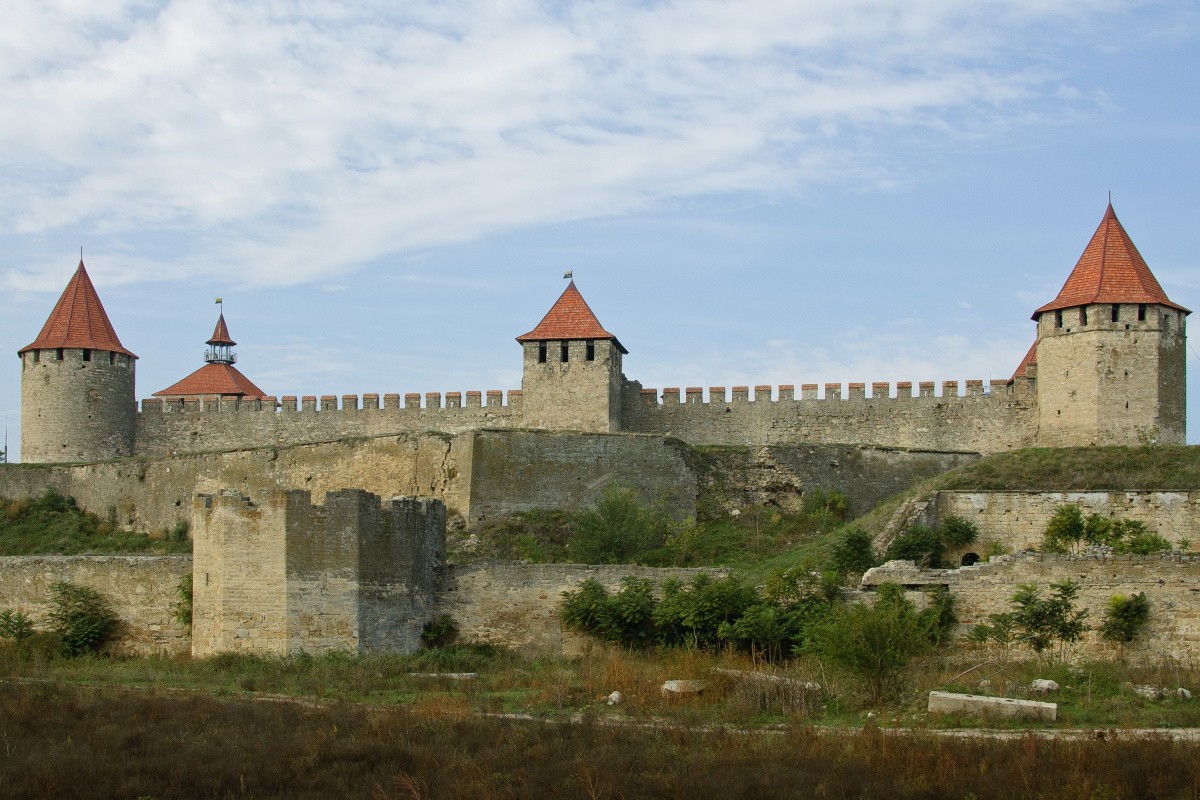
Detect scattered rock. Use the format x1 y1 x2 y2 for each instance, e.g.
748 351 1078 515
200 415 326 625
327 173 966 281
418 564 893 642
406 672 478 681
713 668 820 693
1030 679 1059 694
661 680 707 697
606 691 623 706
929 691 1057 722
1177 688 1193 700
1132 685 1164 701
866 711 877 720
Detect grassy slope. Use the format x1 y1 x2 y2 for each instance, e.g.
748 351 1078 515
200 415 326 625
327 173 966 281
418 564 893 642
0 492 190 556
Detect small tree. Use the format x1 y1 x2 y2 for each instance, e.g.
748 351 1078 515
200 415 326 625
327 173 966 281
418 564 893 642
47 582 118 656
570 485 671 564
812 584 933 704
0 609 35 642
885 525 945 568
1099 593 1150 645
972 581 1089 658
1042 505 1086 554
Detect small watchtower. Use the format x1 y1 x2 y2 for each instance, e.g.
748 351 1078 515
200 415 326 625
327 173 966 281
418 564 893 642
18 260 138 463
152 310 269 404
1033 204 1189 446
516 280 627 432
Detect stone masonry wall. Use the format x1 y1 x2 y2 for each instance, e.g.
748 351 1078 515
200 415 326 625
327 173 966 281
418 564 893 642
932 490 1200 562
861 553 1200 660
0 555 191 655
434 563 726 657
21 348 136 463
621 380 1036 455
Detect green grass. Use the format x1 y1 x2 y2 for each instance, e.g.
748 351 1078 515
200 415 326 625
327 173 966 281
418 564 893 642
934 445 1200 491
0 490 191 556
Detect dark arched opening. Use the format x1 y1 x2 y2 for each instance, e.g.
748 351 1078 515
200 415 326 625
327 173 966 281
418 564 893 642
960 552 980 566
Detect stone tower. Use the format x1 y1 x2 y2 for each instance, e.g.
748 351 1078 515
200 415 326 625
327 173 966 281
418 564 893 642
18 260 138 463
516 280 627 432
1034 204 1189 446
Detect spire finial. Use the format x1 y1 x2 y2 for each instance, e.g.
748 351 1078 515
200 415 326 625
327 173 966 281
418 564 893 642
563 270 573 280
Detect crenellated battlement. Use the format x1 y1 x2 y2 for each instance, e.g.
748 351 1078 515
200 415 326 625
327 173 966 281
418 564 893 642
138 388 524 414
636 378 1020 407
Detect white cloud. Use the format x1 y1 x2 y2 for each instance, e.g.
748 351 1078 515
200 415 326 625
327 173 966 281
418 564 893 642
0 0 1170 289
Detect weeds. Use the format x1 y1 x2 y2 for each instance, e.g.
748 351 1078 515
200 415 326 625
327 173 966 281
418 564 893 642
0 490 190 555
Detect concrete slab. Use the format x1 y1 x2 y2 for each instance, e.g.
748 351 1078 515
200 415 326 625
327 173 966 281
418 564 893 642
928 691 1057 722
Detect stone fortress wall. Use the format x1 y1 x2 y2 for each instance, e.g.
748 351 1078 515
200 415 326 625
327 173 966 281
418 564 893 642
862 552 1200 661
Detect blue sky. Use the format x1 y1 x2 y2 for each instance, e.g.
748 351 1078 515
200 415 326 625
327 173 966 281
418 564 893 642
2 1 1198 460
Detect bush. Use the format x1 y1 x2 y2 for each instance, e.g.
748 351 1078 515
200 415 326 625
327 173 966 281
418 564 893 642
653 574 758 649
47 582 119 656
0 609 34 642
561 577 658 648
420 615 459 648
884 525 944 567
174 574 193 628
570 485 672 564
1042 506 1170 555
939 516 979 549
1099 593 1150 644
812 584 933 704
830 527 877 578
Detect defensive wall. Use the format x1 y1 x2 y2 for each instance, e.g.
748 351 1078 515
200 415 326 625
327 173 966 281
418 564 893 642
433 563 725 657
0 554 191 655
861 552 1200 661
907 490 1200 564
0 432 975 534
620 379 1037 455
127 377 1036 459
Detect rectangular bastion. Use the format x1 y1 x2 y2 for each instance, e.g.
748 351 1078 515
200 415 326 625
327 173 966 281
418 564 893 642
621 379 1037 454
191 488 445 657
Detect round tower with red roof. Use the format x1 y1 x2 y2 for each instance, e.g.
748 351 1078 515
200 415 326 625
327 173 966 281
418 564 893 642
516 280 628 432
1034 204 1189 446
18 260 138 462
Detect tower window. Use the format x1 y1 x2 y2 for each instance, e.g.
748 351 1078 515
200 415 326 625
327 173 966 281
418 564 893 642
1138 304 1146 321
1080 307 1088 326
32 351 40 364
537 343 547 363
1164 313 1172 330
82 349 91 362
1111 304 1119 322
1054 310 1063 329
561 343 570 363
586 340 595 361
56 348 64 361
109 352 115 365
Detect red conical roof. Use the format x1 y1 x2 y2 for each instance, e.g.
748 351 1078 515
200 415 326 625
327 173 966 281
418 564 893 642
1034 203 1189 318
153 363 269 399
516 281 627 353
207 312 236 346
19 260 136 357
1009 340 1037 382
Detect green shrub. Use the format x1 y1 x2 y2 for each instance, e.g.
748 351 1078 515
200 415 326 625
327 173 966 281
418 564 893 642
174 574 193 628
1042 506 1170 555
560 577 658 648
885 525 944 567
1112 528 1172 555
1042 505 1085 554
570 485 672 564
917 586 958 646
653 574 758 649
939 516 979 549
830 527 877 578
812 584 932 703
0 609 34 642
1099 593 1150 644
47 582 119 656
420 614 459 648
802 488 850 527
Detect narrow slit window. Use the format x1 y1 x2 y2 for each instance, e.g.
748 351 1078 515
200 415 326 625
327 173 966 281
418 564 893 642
1080 307 1088 326
1138 304 1147 321
586 340 595 361
109 352 115 365
537 343 547 363
1111 304 1119 322
56 348 64 361
33 351 40 364
560 343 569 362
82 349 91 362
1054 310 1063 328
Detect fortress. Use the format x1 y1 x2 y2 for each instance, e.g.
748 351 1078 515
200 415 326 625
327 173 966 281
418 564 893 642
14 203 1191 465
3 203 1198 660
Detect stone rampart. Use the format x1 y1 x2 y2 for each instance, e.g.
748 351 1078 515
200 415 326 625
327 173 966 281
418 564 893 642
861 552 1200 660
621 380 1036 454
931 490 1200 561
0 555 191 655
134 391 524 458
434 563 727 656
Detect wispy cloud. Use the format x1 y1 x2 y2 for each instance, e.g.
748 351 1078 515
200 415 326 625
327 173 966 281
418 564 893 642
0 0 1169 289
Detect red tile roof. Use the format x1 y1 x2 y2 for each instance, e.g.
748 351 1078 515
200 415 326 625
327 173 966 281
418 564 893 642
208 313 236 346
153 363 270 399
1034 204 1189 317
19 260 137 357
516 281 627 353
1009 340 1037 382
